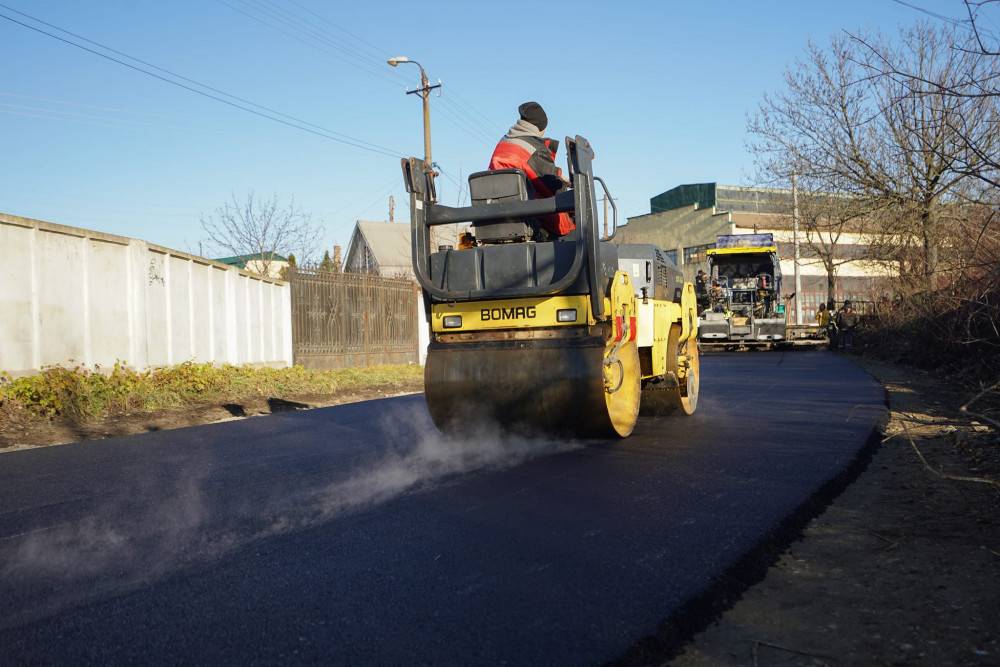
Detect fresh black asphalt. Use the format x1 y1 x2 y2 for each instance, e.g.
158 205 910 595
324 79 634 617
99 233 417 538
0 351 884 665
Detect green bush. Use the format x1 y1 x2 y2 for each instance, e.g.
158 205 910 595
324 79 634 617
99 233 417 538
0 362 422 421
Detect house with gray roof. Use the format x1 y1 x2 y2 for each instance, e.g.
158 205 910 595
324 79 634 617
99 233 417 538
343 220 457 279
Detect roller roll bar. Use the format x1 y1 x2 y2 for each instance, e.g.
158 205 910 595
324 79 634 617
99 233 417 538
403 135 606 318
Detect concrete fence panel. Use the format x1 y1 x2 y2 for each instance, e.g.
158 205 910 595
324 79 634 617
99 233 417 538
0 213 293 376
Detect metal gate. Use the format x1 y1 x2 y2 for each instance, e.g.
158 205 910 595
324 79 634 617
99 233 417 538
289 268 419 369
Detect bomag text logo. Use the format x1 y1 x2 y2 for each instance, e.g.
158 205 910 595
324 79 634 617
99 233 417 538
481 306 537 321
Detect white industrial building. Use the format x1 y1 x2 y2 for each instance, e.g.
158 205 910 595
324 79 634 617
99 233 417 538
615 183 897 321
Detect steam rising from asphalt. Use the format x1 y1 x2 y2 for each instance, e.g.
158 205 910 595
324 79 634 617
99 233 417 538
2 402 580 613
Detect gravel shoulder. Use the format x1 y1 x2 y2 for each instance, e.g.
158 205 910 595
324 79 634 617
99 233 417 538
672 356 1000 666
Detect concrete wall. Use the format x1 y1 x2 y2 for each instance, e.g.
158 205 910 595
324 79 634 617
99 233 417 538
0 213 293 376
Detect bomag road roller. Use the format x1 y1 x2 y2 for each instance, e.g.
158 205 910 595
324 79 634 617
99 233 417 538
401 136 700 438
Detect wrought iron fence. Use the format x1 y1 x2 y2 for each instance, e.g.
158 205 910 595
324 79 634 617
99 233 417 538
289 268 419 369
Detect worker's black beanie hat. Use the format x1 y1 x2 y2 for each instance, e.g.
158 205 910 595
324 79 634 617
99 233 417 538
518 101 547 131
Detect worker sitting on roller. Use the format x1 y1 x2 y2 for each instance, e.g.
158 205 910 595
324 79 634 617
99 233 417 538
489 101 575 237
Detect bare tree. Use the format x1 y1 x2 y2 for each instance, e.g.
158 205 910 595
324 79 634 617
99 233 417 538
965 0 1000 56
749 24 996 288
201 192 321 277
796 183 881 303
846 2 1000 190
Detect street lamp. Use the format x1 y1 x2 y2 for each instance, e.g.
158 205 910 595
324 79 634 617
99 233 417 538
387 55 440 171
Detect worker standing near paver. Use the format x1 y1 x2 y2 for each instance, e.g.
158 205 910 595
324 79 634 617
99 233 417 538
709 280 726 312
816 302 830 327
695 269 709 311
837 300 858 350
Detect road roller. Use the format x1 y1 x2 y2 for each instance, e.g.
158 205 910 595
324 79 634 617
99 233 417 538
401 136 700 438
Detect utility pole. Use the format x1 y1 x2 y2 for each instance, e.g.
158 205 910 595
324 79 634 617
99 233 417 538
388 195 395 223
791 172 803 325
387 56 441 172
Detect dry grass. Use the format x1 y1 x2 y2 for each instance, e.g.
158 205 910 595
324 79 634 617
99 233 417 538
857 272 1000 385
0 362 423 423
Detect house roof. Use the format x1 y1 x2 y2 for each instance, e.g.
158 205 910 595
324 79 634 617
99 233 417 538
345 220 453 274
214 252 288 269
350 221 412 269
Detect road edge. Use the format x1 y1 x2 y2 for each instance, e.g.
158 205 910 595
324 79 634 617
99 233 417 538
610 358 889 666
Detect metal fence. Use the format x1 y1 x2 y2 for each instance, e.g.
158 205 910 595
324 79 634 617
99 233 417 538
289 268 419 369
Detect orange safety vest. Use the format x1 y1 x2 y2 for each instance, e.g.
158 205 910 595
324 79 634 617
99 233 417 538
489 135 575 236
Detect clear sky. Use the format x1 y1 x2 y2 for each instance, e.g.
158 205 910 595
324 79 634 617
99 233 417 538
0 0 967 258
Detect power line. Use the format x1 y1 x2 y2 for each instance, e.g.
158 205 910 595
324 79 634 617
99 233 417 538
0 3 405 158
0 100 152 124
216 0 501 142
0 91 178 119
218 0 408 88
435 99 496 143
0 97 203 132
887 0 1000 41
351 180 403 221
0 2 401 150
0 105 150 129
888 0 967 26
253 0 409 81
437 95 500 139
444 87 505 134
285 0 395 64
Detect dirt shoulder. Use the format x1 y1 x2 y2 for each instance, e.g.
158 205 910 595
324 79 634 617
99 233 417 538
0 382 423 451
672 357 1000 666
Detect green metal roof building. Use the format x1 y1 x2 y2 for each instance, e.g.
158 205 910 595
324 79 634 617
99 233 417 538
213 252 288 270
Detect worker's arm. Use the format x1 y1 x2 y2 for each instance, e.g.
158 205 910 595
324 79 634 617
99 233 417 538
528 143 568 197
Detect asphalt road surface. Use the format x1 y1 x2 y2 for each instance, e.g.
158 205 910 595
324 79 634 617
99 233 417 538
0 352 884 665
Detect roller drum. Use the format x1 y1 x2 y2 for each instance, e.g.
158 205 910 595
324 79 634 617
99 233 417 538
424 334 640 438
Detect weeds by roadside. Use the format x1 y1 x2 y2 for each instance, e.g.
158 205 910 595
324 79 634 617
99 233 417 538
0 362 422 423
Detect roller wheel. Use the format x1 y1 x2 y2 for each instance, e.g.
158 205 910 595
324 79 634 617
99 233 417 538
601 338 641 438
640 324 700 416
671 323 700 415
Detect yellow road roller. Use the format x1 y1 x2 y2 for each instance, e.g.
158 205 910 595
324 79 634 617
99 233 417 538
401 136 699 437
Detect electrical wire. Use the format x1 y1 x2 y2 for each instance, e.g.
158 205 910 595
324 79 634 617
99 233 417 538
251 0 411 84
0 105 149 129
0 2 401 148
351 182 404 221
0 4 406 158
0 100 152 124
218 0 407 88
0 90 179 118
285 0 396 65
436 93 498 140
215 0 501 142
887 0 968 27
443 87 506 134
435 100 496 143
887 0 1000 39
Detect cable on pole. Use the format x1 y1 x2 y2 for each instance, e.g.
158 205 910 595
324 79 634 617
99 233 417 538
0 4 406 158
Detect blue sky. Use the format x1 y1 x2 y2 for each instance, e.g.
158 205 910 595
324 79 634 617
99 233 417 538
0 0 967 258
